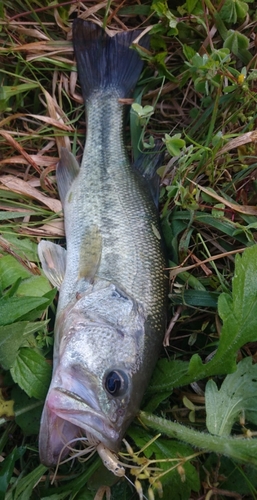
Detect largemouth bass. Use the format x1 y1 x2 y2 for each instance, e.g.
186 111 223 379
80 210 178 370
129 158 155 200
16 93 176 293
38 18 167 468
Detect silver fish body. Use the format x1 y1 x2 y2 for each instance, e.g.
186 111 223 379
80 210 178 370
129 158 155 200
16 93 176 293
38 19 167 467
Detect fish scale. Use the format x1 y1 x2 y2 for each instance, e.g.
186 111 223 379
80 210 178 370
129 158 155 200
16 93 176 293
62 93 165 321
38 19 167 468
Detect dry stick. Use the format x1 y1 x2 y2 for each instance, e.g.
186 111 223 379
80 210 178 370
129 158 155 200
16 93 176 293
163 306 183 347
168 247 245 277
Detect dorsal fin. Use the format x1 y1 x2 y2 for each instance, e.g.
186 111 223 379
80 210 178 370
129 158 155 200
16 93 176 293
133 142 165 207
56 148 80 205
38 240 66 289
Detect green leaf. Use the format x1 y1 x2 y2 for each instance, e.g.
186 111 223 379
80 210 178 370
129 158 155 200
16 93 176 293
119 5 151 15
206 358 257 436
148 246 257 400
170 289 219 308
163 133 185 156
143 390 171 412
41 495 71 500
0 321 48 369
183 44 196 61
0 255 30 292
17 275 52 297
0 295 51 326
0 447 25 500
219 0 249 23
215 246 257 366
12 385 43 435
224 30 249 55
0 211 35 221
186 0 200 14
147 358 190 394
208 456 257 496
5 464 47 500
0 83 38 101
10 347 52 400
187 245 257 378
20 289 56 322
151 0 178 34
131 103 154 118
2 235 39 261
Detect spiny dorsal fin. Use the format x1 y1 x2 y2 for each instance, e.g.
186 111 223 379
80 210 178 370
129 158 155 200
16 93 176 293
78 225 102 282
38 240 66 289
56 148 80 205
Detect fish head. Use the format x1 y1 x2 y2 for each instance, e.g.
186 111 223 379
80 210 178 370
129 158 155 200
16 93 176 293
39 282 148 466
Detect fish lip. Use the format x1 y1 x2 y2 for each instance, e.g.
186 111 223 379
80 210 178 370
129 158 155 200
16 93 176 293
48 387 121 452
56 387 90 404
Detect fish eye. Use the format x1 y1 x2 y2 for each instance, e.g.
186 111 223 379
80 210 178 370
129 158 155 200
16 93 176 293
104 370 128 397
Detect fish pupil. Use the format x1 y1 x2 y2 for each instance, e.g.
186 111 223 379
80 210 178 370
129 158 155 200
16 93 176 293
105 370 129 397
105 371 121 395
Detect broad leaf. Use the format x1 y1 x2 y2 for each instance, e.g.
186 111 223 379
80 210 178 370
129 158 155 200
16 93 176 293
206 357 257 436
12 385 43 435
0 295 51 326
220 0 249 23
17 275 52 297
148 247 257 401
187 245 257 379
0 321 48 370
0 255 30 292
10 347 52 400
147 358 190 394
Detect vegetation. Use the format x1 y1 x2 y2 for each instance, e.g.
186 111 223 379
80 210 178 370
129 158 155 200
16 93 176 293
1 0 257 498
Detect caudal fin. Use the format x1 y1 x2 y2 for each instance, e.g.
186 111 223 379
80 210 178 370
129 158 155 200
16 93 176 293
72 19 149 100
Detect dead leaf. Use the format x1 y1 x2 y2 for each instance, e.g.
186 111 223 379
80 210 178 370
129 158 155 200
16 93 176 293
21 219 64 237
0 155 57 167
0 175 62 213
217 131 257 155
189 180 257 216
169 248 245 277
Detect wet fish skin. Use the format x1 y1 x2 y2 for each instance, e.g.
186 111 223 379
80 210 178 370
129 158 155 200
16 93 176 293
38 19 167 467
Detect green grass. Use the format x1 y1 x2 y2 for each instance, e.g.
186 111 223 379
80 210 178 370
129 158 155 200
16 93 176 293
1 1 257 499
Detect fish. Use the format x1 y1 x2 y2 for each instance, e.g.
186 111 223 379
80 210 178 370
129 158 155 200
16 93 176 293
38 18 167 469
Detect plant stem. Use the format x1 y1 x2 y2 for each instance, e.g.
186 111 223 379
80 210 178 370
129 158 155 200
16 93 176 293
139 411 257 467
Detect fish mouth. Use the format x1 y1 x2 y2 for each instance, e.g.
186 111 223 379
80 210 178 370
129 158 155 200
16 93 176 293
49 386 120 445
39 386 121 467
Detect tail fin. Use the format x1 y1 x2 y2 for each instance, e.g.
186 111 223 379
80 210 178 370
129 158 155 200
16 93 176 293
72 19 149 100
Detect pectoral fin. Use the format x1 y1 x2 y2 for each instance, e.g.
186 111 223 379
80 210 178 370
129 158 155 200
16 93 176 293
56 147 80 205
79 226 102 282
38 240 66 289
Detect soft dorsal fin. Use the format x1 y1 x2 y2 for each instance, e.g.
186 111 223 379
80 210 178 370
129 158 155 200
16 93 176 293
56 148 80 205
78 225 102 283
38 240 66 289
133 143 165 207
